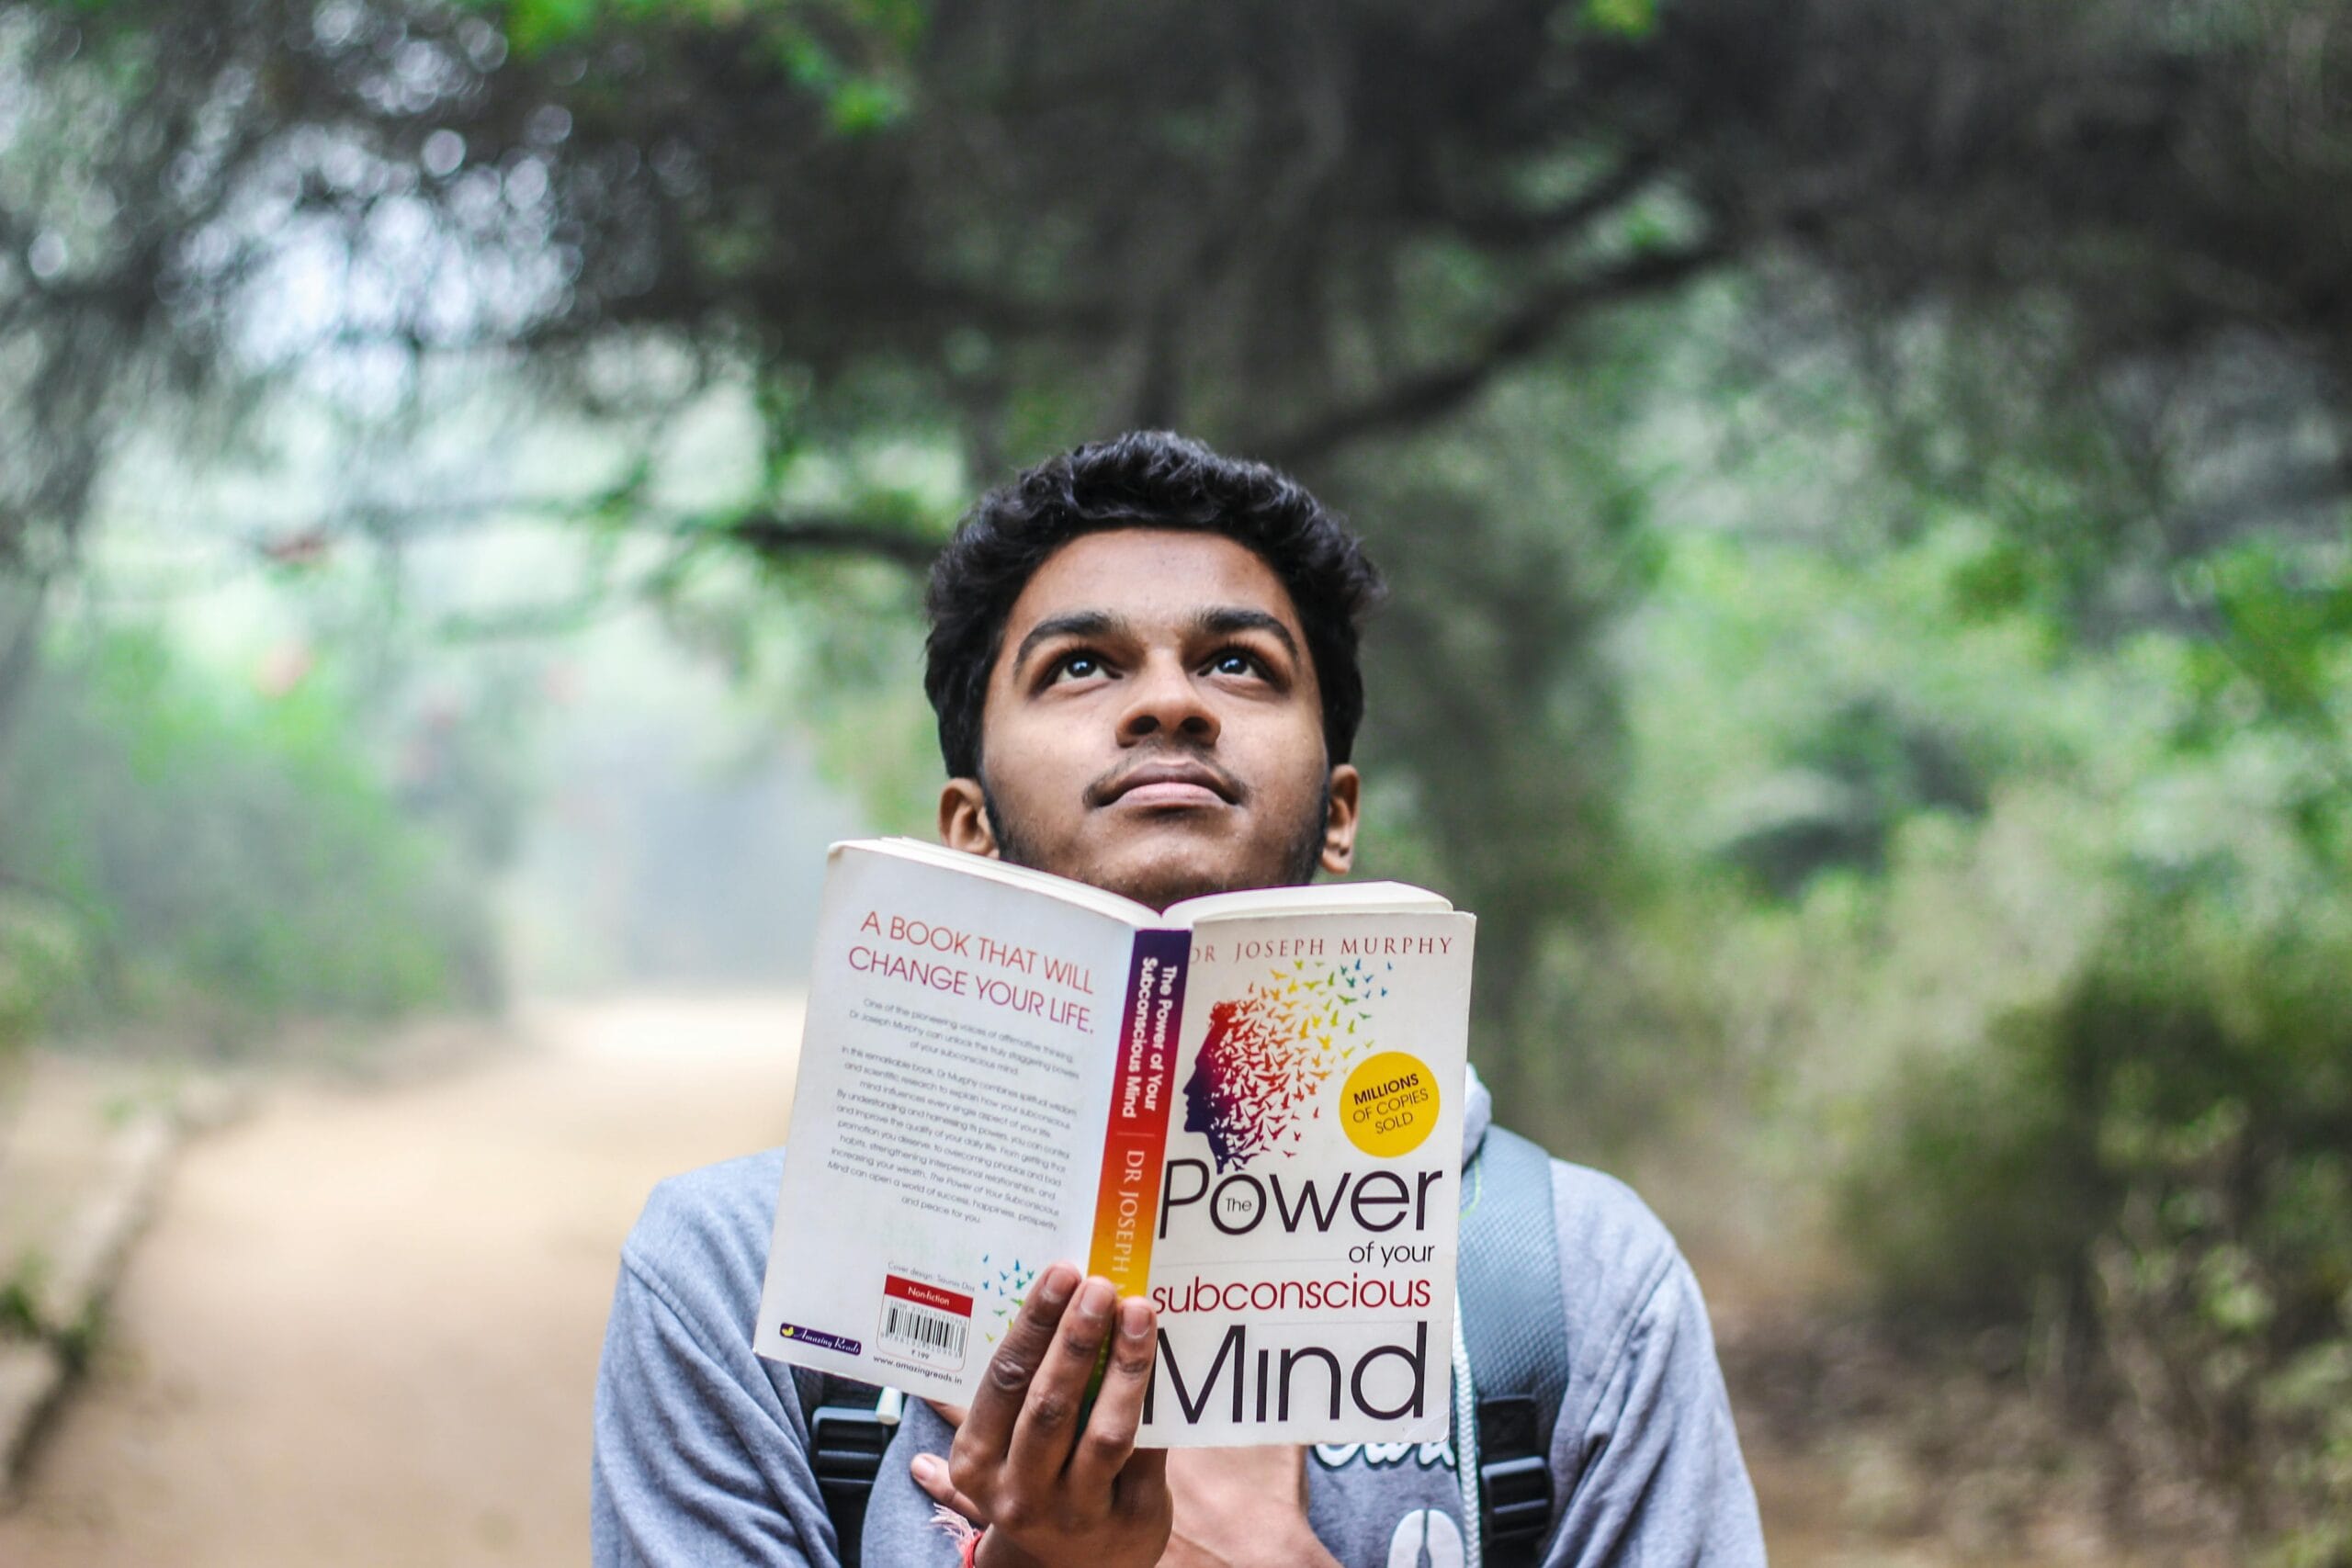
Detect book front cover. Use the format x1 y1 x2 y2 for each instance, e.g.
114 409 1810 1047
1132 910 1475 1445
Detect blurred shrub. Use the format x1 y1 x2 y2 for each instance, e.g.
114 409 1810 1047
1603 371 2352 1551
0 891 84 1057
0 626 498 1043
1844 885 2352 1554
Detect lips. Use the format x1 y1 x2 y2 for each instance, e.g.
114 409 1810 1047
1117 779 1227 807
1096 759 1239 809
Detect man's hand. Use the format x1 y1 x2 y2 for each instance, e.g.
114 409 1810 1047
1158 1447 1340 1568
921 1262 1171 1568
913 1343 1335 1568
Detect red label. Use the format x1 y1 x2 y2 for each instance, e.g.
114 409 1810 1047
884 1274 973 1317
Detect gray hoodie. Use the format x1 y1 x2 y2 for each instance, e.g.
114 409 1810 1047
592 1068 1768 1566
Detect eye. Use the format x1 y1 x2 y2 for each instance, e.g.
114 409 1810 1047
1207 648 1262 678
1050 650 1106 682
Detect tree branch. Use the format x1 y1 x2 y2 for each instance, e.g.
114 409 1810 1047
0 573 50 765
1264 240 1730 468
1436 138 1678 250
719 513 942 574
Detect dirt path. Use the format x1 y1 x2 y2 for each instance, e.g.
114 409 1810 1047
0 996 803 1568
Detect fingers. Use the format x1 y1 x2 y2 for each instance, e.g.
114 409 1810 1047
959 1262 1078 1459
1001 1274 1117 1477
1066 1296 1157 1496
910 1451 986 1523
1004 1275 1118 1480
947 1263 1170 1556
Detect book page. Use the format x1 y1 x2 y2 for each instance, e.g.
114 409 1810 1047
1136 908 1476 1445
754 843 1136 1398
1164 880 1452 923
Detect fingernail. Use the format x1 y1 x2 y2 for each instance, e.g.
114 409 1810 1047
911 1454 938 1484
1078 1277 1114 1318
1037 1263 1078 1304
1119 1299 1152 1340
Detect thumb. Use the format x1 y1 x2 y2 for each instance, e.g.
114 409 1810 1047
910 1451 986 1524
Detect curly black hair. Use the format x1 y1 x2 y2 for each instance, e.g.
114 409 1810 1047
923 431 1385 780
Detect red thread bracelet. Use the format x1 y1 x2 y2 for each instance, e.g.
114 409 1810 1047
958 1527 986 1568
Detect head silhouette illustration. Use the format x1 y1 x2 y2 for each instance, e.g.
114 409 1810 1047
1179 960 1388 1171
1182 998 1284 1173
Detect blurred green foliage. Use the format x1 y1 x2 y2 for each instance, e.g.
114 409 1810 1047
0 893 82 1057
6 0 2352 1550
1841 890 2352 1557
0 626 498 1045
1578 294 2352 1553
474 0 922 130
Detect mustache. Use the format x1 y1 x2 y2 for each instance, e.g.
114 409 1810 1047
1083 749 1247 808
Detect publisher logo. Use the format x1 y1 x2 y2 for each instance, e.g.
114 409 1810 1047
776 1321 863 1356
1340 1051 1437 1158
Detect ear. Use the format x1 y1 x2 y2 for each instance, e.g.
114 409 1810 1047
937 776 1000 859
1319 764 1362 877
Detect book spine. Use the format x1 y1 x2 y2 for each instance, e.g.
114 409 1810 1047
1084 930 1191 1300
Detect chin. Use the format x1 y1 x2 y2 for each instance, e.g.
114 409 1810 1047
1093 836 1286 911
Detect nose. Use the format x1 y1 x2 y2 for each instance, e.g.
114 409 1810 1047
1115 650 1220 748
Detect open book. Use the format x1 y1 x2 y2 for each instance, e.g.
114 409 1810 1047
754 838 1476 1446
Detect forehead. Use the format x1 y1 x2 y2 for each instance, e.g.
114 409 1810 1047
997 528 1306 651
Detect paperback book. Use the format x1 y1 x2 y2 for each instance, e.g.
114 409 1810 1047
753 838 1476 1446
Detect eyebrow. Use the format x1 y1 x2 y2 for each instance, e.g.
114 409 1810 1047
1011 610 1132 676
1194 606 1300 662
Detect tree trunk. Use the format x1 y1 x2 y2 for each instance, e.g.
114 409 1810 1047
0 574 46 781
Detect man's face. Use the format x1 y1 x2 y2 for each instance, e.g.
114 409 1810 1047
937 528 1359 909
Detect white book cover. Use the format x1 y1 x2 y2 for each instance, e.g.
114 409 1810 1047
754 840 1476 1446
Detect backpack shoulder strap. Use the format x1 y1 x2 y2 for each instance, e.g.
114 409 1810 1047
792 1369 897 1568
1456 1124 1569 1568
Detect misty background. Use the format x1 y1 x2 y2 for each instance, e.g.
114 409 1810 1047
5 3 2352 1565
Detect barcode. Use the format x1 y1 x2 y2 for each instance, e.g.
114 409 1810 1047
882 1302 968 1361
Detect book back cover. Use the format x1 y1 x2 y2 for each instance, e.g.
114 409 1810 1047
753 844 1133 1398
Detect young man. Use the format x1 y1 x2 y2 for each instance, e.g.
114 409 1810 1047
592 432 1767 1567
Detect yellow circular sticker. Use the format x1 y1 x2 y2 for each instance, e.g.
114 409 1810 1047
1340 1051 1439 1159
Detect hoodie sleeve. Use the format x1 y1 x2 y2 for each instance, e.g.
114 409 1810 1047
591 1166 843 1568
1538 1165 1768 1568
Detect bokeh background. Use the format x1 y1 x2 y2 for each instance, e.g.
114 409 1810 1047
2 2 2349 1564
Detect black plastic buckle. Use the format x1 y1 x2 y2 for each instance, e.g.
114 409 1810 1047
810 1400 894 1568
810 1401 893 1498
1477 1393 1553 1546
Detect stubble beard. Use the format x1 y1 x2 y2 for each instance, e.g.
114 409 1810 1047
980 773 1332 910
